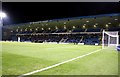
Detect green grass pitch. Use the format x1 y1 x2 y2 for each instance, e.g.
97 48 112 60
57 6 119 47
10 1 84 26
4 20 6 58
1 41 118 76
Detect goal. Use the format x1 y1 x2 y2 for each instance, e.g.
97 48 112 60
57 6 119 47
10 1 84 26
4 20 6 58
102 30 119 49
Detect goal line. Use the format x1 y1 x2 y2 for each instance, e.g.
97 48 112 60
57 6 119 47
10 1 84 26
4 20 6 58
18 48 102 77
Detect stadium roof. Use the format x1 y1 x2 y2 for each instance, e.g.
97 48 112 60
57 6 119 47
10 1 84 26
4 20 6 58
4 13 120 27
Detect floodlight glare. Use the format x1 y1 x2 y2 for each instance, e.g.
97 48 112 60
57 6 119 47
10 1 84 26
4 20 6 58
0 12 7 18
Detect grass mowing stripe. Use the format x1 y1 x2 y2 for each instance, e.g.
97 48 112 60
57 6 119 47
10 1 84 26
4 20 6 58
18 48 102 77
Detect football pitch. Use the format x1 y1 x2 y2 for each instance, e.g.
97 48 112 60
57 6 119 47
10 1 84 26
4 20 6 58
1 41 118 76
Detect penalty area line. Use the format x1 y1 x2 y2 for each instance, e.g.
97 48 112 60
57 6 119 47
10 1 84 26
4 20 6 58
18 48 102 77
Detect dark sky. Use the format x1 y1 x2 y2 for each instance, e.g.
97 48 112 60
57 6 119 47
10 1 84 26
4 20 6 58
2 2 120 25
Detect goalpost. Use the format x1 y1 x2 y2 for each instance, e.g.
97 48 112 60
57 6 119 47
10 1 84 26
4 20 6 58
102 30 119 49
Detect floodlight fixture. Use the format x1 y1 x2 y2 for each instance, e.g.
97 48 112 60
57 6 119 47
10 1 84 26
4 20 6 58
0 12 7 18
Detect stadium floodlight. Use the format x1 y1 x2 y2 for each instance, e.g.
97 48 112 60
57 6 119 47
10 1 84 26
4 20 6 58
0 12 7 26
0 12 7 29
102 30 119 49
0 12 7 18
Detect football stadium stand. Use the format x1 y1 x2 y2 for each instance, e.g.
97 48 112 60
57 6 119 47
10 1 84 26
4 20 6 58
2 13 120 45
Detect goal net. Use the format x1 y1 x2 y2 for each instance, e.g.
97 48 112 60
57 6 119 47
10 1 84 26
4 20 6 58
102 30 119 49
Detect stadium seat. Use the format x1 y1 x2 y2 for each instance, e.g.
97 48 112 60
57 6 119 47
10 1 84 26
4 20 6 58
117 46 120 51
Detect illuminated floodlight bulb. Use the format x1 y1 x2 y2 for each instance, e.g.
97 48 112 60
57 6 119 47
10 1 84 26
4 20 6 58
0 12 7 18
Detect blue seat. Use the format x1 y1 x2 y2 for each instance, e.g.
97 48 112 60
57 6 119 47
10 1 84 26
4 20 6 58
117 46 120 51
87 28 101 32
72 29 85 32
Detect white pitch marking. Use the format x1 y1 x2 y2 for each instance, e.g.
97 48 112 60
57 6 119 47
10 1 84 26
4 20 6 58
17 48 102 77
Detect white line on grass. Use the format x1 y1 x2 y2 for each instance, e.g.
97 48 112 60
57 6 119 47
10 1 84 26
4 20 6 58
18 48 102 77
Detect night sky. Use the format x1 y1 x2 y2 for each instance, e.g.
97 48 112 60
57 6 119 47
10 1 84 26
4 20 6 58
2 2 120 25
